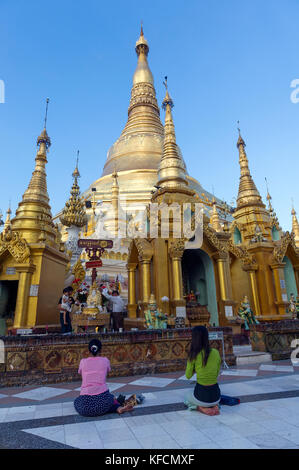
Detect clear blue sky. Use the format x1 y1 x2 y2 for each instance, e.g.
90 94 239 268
0 0 299 230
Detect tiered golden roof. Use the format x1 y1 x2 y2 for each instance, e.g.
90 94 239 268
11 124 57 245
60 159 87 228
236 130 264 209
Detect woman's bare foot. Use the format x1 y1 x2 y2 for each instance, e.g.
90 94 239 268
116 403 134 414
197 406 219 416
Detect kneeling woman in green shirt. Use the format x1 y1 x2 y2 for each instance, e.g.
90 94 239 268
185 326 221 416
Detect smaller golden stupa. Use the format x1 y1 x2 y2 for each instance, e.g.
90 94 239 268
60 152 87 228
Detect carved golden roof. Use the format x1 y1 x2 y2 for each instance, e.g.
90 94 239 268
102 26 164 177
60 162 87 228
236 130 264 209
11 123 57 245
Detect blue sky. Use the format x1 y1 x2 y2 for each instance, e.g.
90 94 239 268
0 0 299 230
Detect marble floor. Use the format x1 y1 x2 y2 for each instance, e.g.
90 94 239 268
1 361 299 449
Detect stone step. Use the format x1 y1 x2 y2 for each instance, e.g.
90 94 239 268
233 345 272 365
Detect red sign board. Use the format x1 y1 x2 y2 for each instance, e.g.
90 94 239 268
86 260 103 269
78 239 113 249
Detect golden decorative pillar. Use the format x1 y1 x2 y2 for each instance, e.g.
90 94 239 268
127 262 137 318
169 239 185 313
140 259 151 305
13 264 35 328
270 262 288 315
134 239 153 312
213 253 236 325
243 265 261 317
216 256 230 301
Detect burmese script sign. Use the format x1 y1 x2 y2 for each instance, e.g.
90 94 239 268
86 260 103 269
78 239 113 249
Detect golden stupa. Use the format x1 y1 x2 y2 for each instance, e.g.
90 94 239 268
81 26 212 216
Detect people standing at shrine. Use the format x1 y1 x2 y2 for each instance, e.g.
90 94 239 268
184 325 221 416
102 287 125 331
58 286 78 334
74 339 134 416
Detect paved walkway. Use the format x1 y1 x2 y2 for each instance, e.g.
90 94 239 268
1 356 299 449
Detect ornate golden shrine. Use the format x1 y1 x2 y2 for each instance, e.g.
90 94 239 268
0 115 68 331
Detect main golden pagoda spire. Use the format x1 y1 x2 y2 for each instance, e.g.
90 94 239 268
236 128 264 209
156 78 189 190
291 205 299 247
102 25 164 176
11 99 57 245
60 152 87 228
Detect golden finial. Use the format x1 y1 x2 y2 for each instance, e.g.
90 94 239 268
162 76 174 109
135 22 149 54
236 121 245 148
44 98 49 129
72 150 80 178
37 98 51 149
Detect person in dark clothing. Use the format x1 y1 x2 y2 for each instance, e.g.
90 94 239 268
58 286 78 334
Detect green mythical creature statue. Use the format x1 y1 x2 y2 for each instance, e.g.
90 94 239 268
237 295 259 330
144 293 168 329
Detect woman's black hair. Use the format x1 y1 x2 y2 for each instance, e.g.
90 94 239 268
88 339 102 356
188 326 211 366
112 290 119 295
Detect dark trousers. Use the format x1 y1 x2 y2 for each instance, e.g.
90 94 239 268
111 312 124 331
60 311 72 333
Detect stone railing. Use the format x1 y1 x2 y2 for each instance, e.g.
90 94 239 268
0 327 235 387
250 320 299 360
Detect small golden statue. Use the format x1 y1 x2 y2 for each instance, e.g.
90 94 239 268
237 295 259 330
82 281 102 316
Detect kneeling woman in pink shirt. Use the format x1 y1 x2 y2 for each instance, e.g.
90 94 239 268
74 339 133 416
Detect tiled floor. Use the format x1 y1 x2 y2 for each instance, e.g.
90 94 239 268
1 358 299 449
1 348 299 449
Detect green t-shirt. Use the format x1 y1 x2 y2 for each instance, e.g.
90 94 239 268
185 348 221 386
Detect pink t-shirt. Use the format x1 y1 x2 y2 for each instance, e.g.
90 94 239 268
78 356 111 396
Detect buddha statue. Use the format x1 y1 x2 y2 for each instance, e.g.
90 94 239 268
82 281 102 316
237 295 259 330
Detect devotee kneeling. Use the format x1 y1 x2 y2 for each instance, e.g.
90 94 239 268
185 326 221 416
74 339 133 416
